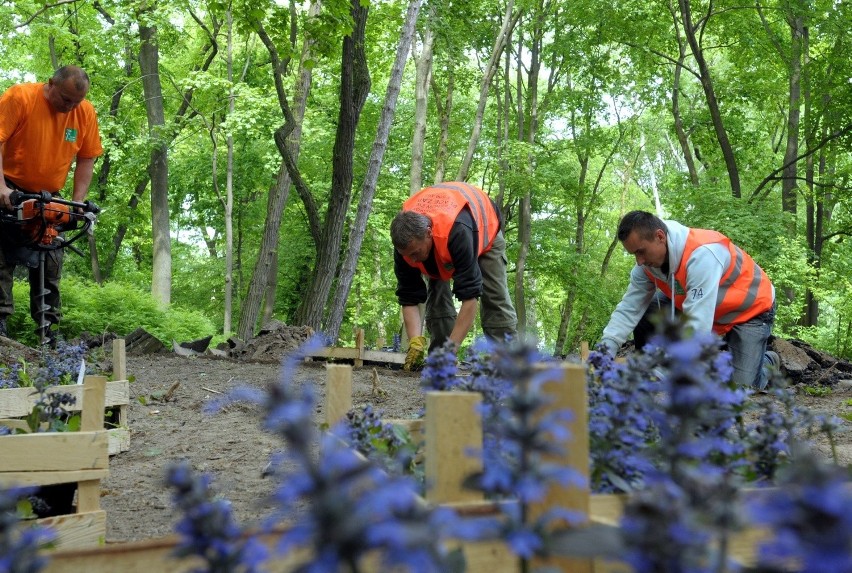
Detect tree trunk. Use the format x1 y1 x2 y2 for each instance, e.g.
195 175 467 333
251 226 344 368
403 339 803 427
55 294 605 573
88 234 102 284
261 257 278 326
138 21 172 305
223 8 236 335
100 16 215 277
325 0 423 342
293 0 370 330
431 68 454 185
782 15 803 221
669 8 700 187
554 290 575 357
410 5 434 194
678 0 740 197
455 0 521 181
237 0 318 341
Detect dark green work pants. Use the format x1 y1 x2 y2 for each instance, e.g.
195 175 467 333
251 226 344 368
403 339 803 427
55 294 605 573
425 230 517 350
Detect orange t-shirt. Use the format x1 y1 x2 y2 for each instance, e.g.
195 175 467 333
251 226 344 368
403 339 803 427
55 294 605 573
0 82 103 193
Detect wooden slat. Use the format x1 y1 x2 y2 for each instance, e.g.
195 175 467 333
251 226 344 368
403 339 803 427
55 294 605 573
81 377 107 432
384 418 424 441
25 510 106 550
362 349 406 364
0 468 108 487
0 431 108 472
112 338 127 382
77 377 107 512
44 533 313 573
0 418 31 432
425 392 483 504
589 493 627 526
107 427 131 455
0 380 129 418
531 363 592 573
354 328 365 368
306 347 406 364
307 347 360 360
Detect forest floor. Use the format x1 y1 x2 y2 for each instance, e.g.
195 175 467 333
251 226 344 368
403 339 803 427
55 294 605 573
2 325 852 543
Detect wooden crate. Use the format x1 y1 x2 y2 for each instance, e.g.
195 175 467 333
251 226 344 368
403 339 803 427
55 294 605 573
0 339 130 455
0 376 110 550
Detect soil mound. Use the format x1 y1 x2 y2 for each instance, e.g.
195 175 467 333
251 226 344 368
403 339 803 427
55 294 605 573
225 320 315 363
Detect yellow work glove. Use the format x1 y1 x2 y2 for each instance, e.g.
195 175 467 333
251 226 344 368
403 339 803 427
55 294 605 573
403 335 428 371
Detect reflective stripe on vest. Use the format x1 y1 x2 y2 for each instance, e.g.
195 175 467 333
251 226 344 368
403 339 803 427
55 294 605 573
644 228 774 335
402 182 499 281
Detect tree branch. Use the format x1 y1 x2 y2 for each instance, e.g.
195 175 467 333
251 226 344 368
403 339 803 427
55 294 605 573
750 123 852 202
255 21 322 244
15 0 79 28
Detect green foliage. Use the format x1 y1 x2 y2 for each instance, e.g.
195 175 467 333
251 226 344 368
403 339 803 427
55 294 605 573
802 385 832 397
2 0 851 362
58 277 215 344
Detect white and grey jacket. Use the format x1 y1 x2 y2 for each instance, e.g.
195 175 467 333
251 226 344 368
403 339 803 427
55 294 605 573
599 219 773 354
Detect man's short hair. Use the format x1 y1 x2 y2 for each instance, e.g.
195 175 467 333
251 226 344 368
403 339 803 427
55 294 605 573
390 211 431 250
52 65 90 92
617 210 666 242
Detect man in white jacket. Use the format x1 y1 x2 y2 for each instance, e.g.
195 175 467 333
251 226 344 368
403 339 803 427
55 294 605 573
600 210 779 389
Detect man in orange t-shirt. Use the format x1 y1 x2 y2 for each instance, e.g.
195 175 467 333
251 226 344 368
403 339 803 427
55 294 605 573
0 65 103 341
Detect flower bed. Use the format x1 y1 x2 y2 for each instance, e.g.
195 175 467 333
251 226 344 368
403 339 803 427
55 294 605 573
0 339 129 455
0 376 110 550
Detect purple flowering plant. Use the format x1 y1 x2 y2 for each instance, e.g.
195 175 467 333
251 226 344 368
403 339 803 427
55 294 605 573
24 386 78 434
586 347 660 492
197 336 466 573
0 486 55 573
748 446 852 573
165 460 268 573
0 340 92 390
335 404 419 479
420 340 461 392
447 340 590 570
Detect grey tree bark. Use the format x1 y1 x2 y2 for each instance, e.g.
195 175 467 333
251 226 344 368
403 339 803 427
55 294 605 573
409 5 434 194
455 0 521 182
293 0 371 330
223 9 236 335
138 21 172 304
325 0 424 342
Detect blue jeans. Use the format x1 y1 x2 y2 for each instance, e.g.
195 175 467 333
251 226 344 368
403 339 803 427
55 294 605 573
635 294 775 389
726 303 776 389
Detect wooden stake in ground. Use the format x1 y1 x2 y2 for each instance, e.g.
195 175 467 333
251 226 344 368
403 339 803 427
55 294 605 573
531 363 592 573
324 364 353 426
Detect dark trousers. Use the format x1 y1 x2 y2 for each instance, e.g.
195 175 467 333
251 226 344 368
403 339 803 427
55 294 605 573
0 240 63 330
634 292 776 388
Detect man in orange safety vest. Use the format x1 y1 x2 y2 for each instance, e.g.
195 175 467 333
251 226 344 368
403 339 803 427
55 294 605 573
600 210 779 390
391 182 517 370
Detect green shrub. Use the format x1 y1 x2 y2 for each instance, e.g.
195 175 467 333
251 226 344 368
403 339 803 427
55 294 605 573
7 276 215 345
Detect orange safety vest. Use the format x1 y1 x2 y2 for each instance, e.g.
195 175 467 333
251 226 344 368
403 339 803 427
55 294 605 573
644 228 774 335
402 182 500 281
